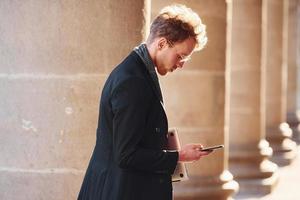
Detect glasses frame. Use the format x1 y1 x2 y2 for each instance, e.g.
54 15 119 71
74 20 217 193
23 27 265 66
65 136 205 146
166 40 192 63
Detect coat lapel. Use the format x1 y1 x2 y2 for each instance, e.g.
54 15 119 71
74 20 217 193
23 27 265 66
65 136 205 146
133 46 164 104
142 65 164 104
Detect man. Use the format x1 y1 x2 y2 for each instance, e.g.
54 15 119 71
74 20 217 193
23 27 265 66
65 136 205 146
78 4 209 200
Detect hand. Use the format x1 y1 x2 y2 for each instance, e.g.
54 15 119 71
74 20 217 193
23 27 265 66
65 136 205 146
178 143 212 163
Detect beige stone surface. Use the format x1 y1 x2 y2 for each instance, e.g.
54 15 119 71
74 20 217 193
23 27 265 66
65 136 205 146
0 77 105 170
230 69 261 107
264 1 285 126
0 0 148 199
227 0 278 195
298 0 300 111
0 171 83 200
286 0 298 112
229 2 262 69
104 0 147 71
0 0 145 74
286 0 300 142
264 0 281 102
263 0 297 166
229 112 261 145
161 72 225 128
228 0 263 148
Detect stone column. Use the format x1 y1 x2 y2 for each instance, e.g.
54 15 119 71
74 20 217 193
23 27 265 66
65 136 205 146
298 0 300 113
227 0 279 195
152 1 238 199
286 0 300 143
0 1 147 200
263 0 297 166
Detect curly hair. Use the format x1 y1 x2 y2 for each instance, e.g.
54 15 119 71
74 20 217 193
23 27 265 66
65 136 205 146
149 4 207 51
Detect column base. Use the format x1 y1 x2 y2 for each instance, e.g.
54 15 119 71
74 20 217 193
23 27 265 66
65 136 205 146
287 111 300 143
269 138 298 165
293 126 300 143
235 170 279 194
229 140 279 195
267 123 298 166
173 170 238 200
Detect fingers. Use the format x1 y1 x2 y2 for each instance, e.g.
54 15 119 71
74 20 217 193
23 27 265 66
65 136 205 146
179 143 215 163
199 150 213 156
187 144 213 159
197 149 212 158
188 143 203 151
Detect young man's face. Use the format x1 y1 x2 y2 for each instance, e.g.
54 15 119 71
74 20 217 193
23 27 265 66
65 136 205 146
156 37 196 76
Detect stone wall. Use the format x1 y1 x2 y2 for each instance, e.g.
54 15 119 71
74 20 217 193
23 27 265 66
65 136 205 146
0 1 146 199
0 0 299 199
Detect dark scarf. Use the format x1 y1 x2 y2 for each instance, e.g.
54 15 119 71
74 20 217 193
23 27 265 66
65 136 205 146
134 43 163 102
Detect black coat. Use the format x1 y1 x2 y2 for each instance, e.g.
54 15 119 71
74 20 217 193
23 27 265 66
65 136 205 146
78 51 178 200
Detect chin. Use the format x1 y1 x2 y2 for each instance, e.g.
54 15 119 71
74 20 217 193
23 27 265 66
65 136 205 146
158 72 167 76
157 69 168 76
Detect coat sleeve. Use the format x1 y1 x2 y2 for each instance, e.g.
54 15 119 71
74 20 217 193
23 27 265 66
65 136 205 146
111 77 178 174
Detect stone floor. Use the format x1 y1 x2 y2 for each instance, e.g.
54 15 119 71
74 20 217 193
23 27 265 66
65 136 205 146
234 145 300 200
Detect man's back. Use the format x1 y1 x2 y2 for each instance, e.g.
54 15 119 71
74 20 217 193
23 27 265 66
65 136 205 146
78 51 176 200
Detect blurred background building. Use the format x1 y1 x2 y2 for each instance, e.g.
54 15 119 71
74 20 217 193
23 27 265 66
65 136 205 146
0 0 300 199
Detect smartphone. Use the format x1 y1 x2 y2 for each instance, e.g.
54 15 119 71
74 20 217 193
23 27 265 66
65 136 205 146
200 145 224 152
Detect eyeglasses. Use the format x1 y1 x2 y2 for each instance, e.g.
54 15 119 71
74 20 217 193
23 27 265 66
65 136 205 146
177 54 191 63
167 40 192 63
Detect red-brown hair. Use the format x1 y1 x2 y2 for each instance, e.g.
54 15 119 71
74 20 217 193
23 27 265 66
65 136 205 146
149 4 207 51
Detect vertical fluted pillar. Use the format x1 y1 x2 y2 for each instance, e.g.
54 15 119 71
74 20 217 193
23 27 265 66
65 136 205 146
286 0 300 143
263 0 297 166
0 1 147 199
298 0 300 115
152 1 238 199
227 0 279 195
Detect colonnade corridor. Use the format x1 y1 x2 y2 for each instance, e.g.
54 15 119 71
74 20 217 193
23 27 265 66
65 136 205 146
0 0 300 199
235 146 300 200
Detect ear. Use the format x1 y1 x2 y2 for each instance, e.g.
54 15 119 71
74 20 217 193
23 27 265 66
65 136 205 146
157 37 168 50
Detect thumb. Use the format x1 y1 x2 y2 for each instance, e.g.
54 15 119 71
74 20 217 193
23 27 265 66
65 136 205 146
191 143 203 150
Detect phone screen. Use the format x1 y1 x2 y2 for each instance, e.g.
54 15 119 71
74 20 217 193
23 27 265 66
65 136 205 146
200 145 224 151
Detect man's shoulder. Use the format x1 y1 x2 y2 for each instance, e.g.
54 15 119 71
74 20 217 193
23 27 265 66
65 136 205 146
110 51 147 80
116 51 145 72
104 51 150 92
